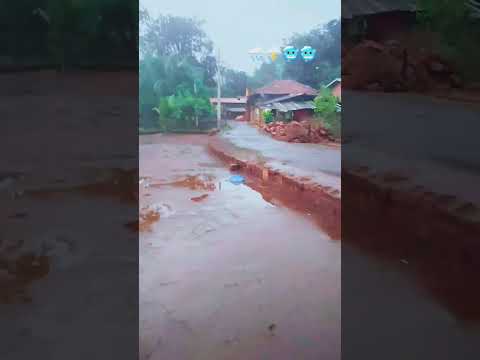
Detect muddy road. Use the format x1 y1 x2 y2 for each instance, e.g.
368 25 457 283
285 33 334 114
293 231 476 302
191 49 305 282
139 134 340 360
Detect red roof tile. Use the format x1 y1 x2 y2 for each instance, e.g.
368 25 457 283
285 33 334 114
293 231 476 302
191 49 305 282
254 80 318 96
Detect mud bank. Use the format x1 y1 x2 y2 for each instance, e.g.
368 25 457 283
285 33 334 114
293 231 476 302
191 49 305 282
208 139 341 239
344 169 480 323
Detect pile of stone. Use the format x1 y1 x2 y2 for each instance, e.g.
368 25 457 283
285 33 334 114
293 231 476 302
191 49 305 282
262 120 335 143
342 40 461 92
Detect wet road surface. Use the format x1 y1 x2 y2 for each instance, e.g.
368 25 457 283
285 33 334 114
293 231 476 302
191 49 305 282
343 90 480 209
223 121 341 179
139 134 340 360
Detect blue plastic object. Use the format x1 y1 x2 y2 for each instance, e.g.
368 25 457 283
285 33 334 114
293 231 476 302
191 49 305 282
229 175 245 185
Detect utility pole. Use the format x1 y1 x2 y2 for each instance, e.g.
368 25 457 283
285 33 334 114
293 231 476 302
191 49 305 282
193 80 198 128
216 49 222 129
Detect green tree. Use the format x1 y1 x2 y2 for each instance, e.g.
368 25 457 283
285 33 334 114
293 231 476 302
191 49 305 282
283 19 340 88
263 110 274 124
222 68 248 97
314 89 337 117
249 61 282 89
314 88 340 137
141 14 213 60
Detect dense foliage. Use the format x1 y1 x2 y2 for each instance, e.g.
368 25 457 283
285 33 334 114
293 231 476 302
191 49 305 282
314 89 340 137
249 19 341 89
417 0 480 80
0 0 138 68
139 9 216 131
263 110 274 124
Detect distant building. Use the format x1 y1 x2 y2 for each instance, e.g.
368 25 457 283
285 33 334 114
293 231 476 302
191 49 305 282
209 97 247 119
246 80 318 125
324 78 341 102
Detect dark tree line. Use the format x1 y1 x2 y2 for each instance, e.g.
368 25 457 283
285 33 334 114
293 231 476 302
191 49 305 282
0 0 138 69
249 19 341 89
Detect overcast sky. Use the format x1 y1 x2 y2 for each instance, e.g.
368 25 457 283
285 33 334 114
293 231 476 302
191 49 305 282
140 0 340 74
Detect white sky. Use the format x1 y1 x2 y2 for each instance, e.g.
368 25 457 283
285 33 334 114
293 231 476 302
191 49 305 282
140 0 340 74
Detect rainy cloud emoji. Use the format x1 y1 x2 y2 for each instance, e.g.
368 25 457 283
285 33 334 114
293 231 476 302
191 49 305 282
300 46 316 62
283 46 298 61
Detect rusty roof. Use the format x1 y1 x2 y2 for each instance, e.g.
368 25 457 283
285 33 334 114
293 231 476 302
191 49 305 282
258 93 315 106
210 97 247 104
259 101 315 112
254 80 318 96
342 0 416 19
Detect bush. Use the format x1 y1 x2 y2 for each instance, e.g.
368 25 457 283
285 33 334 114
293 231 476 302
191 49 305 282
263 110 274 124
319 113 341 138
314 88 340 138
152 91 214 132
152 97 172 131
314 88 337 117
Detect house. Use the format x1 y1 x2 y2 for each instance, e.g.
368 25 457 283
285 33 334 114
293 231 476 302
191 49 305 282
342 0 417 44
246 80 318 125
209 96 247 119
325 78 341 101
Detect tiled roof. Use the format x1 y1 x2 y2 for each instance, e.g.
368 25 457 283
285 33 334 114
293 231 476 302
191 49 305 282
254 80 318 96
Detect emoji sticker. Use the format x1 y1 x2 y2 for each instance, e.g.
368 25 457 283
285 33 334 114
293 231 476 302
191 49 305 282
300 46 316 62
283 46 298 61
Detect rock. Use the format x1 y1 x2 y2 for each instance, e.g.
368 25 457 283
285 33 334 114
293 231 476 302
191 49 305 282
342 40 403 90
284 121 308 142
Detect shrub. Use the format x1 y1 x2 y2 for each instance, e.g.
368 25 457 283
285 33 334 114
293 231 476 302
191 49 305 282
263 110 274 124
314 88 341 138
152 97 172 131
314 88 337 118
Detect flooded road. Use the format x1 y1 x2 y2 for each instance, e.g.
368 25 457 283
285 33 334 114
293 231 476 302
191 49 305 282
139 134 340 360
